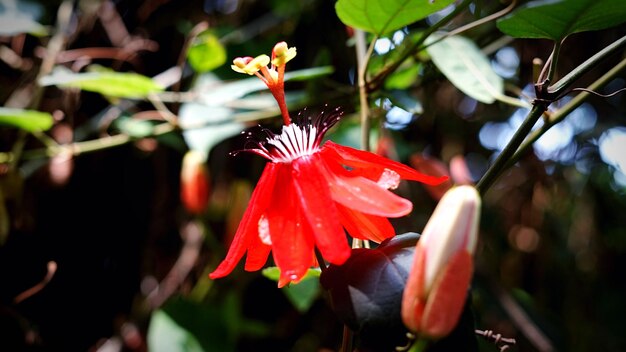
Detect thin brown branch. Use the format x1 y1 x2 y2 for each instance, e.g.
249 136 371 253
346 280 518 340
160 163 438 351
14 261 57 304
492 283 554 352
146 220 204 309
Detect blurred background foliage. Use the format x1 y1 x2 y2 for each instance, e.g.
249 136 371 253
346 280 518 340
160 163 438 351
0 0 625 351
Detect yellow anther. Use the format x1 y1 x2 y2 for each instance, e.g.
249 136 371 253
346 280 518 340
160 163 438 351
231 55 270 75
272 42 297 67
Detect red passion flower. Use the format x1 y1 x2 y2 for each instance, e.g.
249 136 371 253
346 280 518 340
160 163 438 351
210 110 448 287
210 42 448 287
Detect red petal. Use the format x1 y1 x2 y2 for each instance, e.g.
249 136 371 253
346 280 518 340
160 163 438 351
409 154 453 200
266 163 315 287
322 141 449 185
336 203 395 243
293 155 351 265
422 250 473 338
209 163 278 279
319 153 413 217
243 231 271 271
402 244 427 333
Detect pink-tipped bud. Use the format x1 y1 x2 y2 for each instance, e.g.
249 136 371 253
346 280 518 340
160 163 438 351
401 185 481 339
180 150 211 215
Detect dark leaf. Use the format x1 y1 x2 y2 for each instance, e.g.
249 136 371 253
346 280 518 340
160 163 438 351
320 232 420 350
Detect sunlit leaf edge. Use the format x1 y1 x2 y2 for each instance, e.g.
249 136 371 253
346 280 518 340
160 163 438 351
0 107 54 132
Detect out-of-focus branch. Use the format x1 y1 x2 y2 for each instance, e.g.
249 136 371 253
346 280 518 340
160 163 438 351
146 220 204 309
14 261 57 304
492 283 554 352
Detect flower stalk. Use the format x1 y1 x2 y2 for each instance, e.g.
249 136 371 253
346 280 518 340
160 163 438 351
231 42 296 125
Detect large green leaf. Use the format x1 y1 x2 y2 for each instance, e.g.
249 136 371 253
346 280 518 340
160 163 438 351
496 0 626 40
335 0 456 35
0 107 53 132
148 296 240 352
187 31 227 73
39 67 164 98
147 310 206 352
426 34 504 104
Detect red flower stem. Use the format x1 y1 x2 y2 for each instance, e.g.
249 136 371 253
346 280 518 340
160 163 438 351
254 72 267 84
276 65 291 125
277 63 285 83
273 88 291 125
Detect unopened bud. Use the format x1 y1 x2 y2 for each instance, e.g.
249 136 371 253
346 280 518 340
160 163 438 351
401 185 481 339
180 150 211 215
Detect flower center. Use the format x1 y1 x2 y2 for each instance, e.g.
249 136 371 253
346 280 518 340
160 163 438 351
241 108 342 163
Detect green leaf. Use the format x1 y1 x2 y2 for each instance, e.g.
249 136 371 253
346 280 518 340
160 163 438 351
384 61 421 90
150 296 240 352
147 310 206 352
262 267 321 313
335 0 455 35
261 266 321 282
187 31 227 73
39 67 164 98
496 0 626 40
282 276 321 313
0 107 53 132
426 34 503 104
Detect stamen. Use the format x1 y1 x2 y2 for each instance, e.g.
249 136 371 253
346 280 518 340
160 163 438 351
232 108 344 163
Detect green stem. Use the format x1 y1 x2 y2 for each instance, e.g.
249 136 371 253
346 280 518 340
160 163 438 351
547 34 626 97
366 0 472 93
476 35 626 195
355 29 375 152
547 40 561 83
0 122 177 164
507 56 626 168
433 0 518 47
476 103 548 195
408 337 429 352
